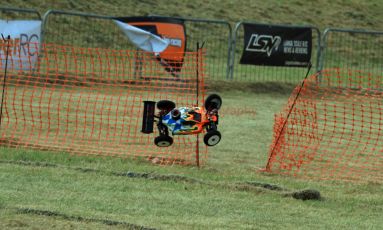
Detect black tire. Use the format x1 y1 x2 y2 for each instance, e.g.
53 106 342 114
205 94 222 111
154 135 173 147
157 100 176 112
203 130 221 146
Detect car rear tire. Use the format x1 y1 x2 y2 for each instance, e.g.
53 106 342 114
203 130 221 146
205 94 222 111
154 135 173 147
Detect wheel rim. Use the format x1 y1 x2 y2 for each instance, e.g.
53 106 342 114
207 134 220 146
157 141 171 147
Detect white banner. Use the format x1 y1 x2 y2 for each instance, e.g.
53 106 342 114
0 20 41 71
114 20 169 53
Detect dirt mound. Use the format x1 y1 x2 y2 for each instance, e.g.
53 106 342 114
207 80 296 94
285 189 322 201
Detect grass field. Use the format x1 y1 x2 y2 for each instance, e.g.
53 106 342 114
1 0 382 229
0 86 382 229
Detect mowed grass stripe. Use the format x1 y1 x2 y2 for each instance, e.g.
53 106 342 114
0 206 156 230
1 162 380 229
1 159 319 199
0 163 285 229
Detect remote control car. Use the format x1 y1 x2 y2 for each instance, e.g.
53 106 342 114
141 94 222 147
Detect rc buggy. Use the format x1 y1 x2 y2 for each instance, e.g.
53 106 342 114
141 94 222 147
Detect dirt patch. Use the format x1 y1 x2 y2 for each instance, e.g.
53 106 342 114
113 171 205 184
284 189 322 201
16 208 156 229
0 159 58 168
220 106 257 118
244 181 287 191
207 80 296 95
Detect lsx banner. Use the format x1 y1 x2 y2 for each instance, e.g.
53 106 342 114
240 23 312 67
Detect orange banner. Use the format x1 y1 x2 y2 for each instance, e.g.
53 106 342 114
115 16 186 76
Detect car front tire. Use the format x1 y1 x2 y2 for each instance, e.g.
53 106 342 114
203 130 221 146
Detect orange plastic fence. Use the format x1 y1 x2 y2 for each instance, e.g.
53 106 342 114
266 69 383 182
0 42 207 165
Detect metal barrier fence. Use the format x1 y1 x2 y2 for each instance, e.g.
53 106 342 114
41 10 130 49
149 15 232 81
41 11 232 80
320 28 383 81
0 6 41 20
2 7 383 84
230 21 321 83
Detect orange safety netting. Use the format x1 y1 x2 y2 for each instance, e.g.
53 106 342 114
0 42 207 165
266 68 383 182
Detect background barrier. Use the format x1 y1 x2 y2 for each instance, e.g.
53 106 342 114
41 10 128 49
320 28 383 85
2 8 382 85
41 11 232 81
149 16 232 81
0 42 207 165
266 69 383 182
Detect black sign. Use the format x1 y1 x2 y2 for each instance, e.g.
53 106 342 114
240 23 312 67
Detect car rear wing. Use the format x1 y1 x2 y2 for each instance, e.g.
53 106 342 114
141 101 156 134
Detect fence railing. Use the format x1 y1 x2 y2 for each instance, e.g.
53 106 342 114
149 15 233 81
41 10 130 49
41 11 233 81
1 7 382 84
320 28 383 84
0 6 41 20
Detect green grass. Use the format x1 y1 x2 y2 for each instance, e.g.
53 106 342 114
0 150 382 229
2 0 382 31
0 0 382 229
1 88 382 229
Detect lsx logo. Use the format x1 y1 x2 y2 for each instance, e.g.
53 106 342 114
245 34 282 57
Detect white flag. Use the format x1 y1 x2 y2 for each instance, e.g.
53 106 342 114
114 20 169 53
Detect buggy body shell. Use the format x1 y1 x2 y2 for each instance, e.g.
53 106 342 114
162 107 217 135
